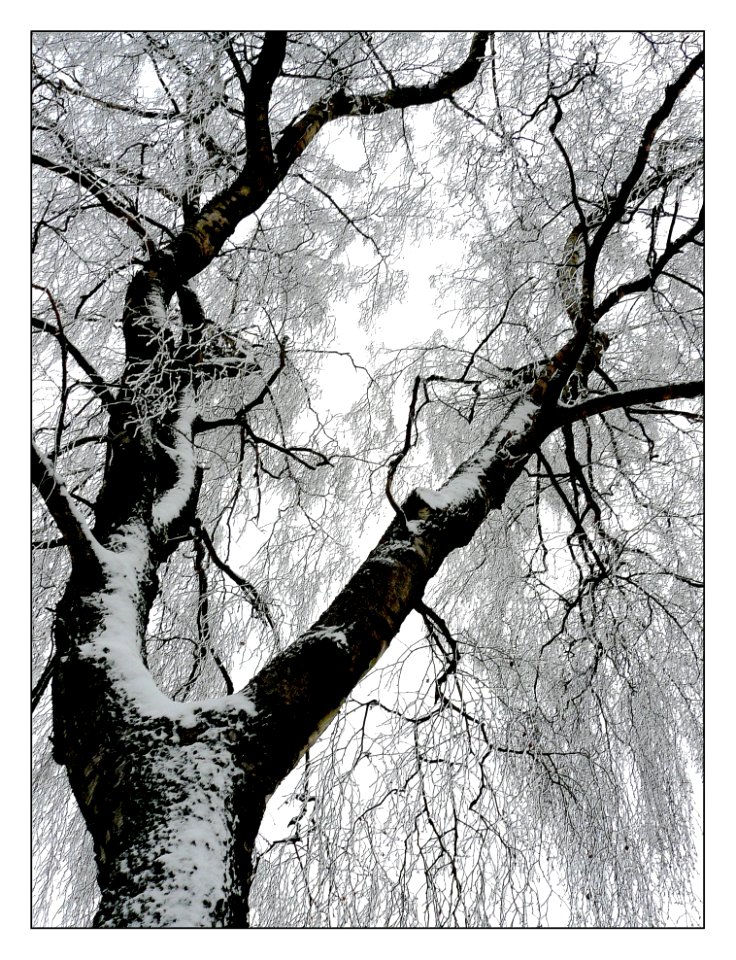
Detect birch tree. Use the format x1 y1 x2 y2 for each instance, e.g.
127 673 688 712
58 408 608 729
32 31 703 927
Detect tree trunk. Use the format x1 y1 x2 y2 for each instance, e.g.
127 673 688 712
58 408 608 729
90 724 264 928
54 597 267 927
49 522 267 927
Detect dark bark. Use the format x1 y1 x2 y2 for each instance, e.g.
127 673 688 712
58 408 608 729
90 717 263 927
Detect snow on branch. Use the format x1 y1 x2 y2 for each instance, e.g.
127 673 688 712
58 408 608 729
152 388 198 528
31 440 105 568
416 397 540 513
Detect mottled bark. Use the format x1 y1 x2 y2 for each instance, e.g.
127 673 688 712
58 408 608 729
91 718 262 928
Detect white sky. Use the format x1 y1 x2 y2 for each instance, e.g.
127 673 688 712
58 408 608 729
13 4 731 953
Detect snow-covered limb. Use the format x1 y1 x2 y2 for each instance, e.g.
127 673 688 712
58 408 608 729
239 394 551 788
31 440 106 567
416 397 541 513
72 521 257 723
152 387 198 529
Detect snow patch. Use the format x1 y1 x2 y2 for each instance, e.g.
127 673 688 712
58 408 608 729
80 523 258 724
416 467 485 511
501 398 538 434
144 286 168 327
310 624 350 652
152 387 198 527
414 398 539 512
110 741 239 927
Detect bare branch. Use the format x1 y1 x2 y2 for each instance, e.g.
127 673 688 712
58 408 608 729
32 646 56 712
243 32 287 174
275 33 489 175
582 50 703 311
594 207 703 320
555 379 703 426
193 521 276 631
169 33 488 283
33 153 150 239
32 284 117 408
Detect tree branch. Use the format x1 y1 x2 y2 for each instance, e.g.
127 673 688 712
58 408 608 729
31 440 104 569
582 49 703 314
243 32 287 174
594 207 704 321
32 153 150 239
32 646 57 712
32 285 117 408
555 380 703 426
193 520 276 632
274 32 489 175
34 66 178 120
168 32 488 284
294 172 384 257
192 339 288 431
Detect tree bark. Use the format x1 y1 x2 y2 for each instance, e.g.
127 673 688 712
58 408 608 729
90 722 263 927
51 546 265 927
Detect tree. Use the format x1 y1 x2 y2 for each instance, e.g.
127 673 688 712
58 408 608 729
32 31 703 928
